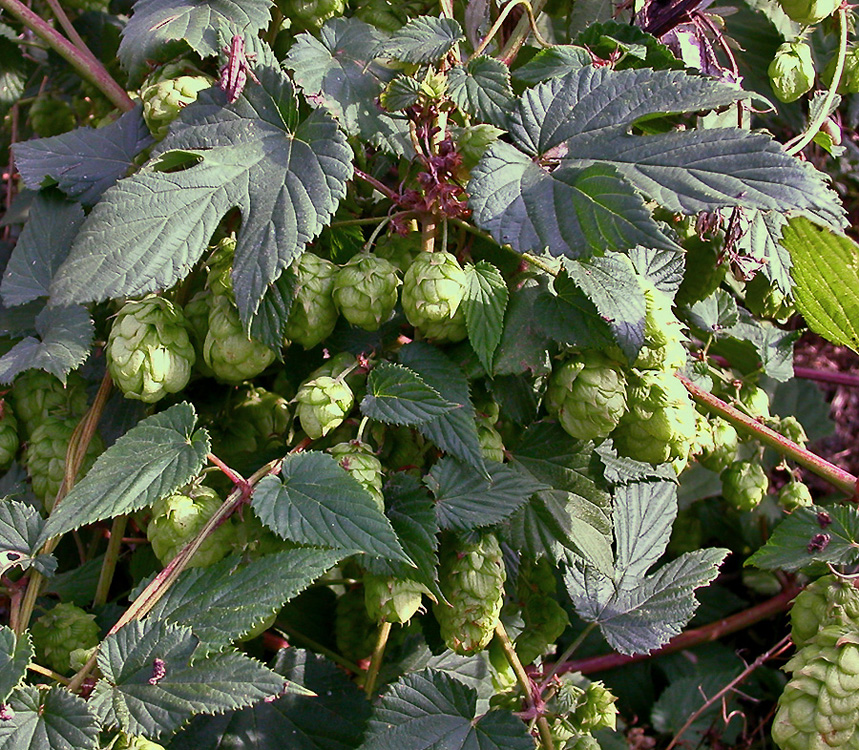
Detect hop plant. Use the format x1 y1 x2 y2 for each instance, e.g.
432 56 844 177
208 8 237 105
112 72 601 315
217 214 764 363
374 232 422 273
514 557 570 665
434 532 506 655
140 75 213 139
477 421 506 462
823 45 859 94
183 290 215 377
225 386 291 453
698 417 739 473
0 401 19 470
206 235 236 298
335 586 378 663
283 252 340 349
790 575 859 648
777 0 838 25
401 251 468 341
329 440 384 511
332 253 401 331
278 0 345 32
635 280 687 372
106 296 196 403
204 294 276 383
611 369 697 465
31 603 100 674
720 460 769 511
146 483 236 568
295 376 354 440
29 94 76 137
364 573 428 624
768 42 815 103
26 416 104 509
11 370 88 436
779 481 814 510
545 352 628 441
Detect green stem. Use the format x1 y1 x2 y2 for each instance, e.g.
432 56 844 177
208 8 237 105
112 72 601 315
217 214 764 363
43 0 88 53
92 515 127 607
785 7 848 156
274 624 363 674
28 662 71 685
471 0 552 62
364 620 392 698
497 0 551 65
538 622 596 694
521 252 561 276
678 373 858 498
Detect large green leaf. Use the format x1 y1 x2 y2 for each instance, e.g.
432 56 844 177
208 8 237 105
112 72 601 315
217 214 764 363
50 39 353 343
91 620 289 739
39 403 210 544
361 362 458 426
374 16 464 63
252 452 408 562
0 627 31 702
462 261 508 373
494 276 553 376
448 56 513 127
0 685 98 750
781 217 859 353
361 668 533 750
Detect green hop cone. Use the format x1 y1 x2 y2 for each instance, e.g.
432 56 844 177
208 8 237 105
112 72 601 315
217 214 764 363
823 45 859 94
140 75 213 140
771 415 809 446
146 483 235 568
478 421 506 462
434 532 506 655
335 586 378 663
332 253 401 331
206 235 236 298
698 417 739 473
29 94 76 137
26 415 104 510
768 42 815 103
296 376 354 440
779 481 814 510
790 575 859 648
772 626 859 750
228 386 292 452
283 252 340 349
611 369 697 465
364 573 428 624
402 251 468 338
278 0 345 32
107 295 196 403
720 460 769 511
374 232 421 273
575 681 619 733
11 370 88 437
635 280 687 372
204 294 277 383
778 0 838 24
31 603 100 674
183 290 215 377
545 352 628 441
329 440 384 511
739 383 771 420
514 558 570 664
0 401 19 469
746 275 797 322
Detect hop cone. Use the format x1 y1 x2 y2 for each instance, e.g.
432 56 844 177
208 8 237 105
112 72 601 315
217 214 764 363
329 440 383 510
29 94 75 137
402 251 468 335
204 294 276 383
791 575 859 649
335 586 378 663
147 484 235 568
0 401 19 469
107 295 196 403
545 352 628 441
26 416 104 510
141 75 213 140
720 460 768 511
31 603 100 674
698 418 739 473
514 557 570 664
332 253 401 331
611 369 697 465
635 280 687 372
284 253 339 349
206 235 236 298
769 42 815 103
772 626 859 750
228 386 291 452
279 0 345 32
478 422 505 462
434 532 506 655
739 383 771 419
779 481 814 510
295 376 354 439
778 0 838 24
364 573 428 624
374 233 421 273
183 290 215 377
11 370 88 437
823 45 859 94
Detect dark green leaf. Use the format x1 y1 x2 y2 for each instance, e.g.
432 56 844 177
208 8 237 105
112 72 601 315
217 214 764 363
534 286 616 351
448 56 514 126
746 505 859 572
11 107 153 205
144 548 344 658
463 261 508 372
361 362 458 426
0 685 98 750
39 403 210 544
374 16 464 63
711 308 798 382
574 21 684 71
771 378 834 444
737 211 792 293
252 452 408 562
494 276 553 376
0 304 93 385
0 627 31 702
381 75 424 111
362 668 533 750
628 246 685 295
513 46 592 84
0 500 56 577
91 619 288 739
0 36 29 117
249 267 298 350
398 342 484 472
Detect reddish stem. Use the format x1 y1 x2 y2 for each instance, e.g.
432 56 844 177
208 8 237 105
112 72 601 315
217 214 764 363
793 366 859 388
354 168 399 202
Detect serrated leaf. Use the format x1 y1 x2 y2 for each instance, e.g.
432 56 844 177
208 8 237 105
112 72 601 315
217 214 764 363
50 43 353 340
361 362 458 426
613 481 677 587
118 0 272 85
534 286 615 351
90 619 288 739
252 452 408 562
737 211 792 293
595 441 676 484
362 668 534 750
448 56 513 126
575 21 685 71
781 217 859 353
462 261 507 373
710 308 798 382
169 649 370 750
0 627 32 702
513 45 592 84
0 685 99 750
374 16 464 63
398 342 485 473
0 36 29 116
0 500 56 577
144 548 343 658
381 75 423 111
685 288 739 334
287 19 412 156
39 403 210 544
494 276 553 377
11 107 153 205
0 304 93 385
426 456 547 531
628 246 685 295
746 505 859 571
1 193 84 307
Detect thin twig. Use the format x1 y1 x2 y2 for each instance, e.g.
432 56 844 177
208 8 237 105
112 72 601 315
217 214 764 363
364 621 392 698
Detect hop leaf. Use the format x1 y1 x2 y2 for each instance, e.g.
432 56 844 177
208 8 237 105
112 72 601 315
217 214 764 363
30 603 100 674
332 253 401 331
329 440 384 511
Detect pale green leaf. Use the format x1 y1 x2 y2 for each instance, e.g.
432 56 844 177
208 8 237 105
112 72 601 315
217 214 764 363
361 362 458 426
685 288 739 334
613 481 677 587
0 685 98 750
463 261 508 373
0 627 32 702
374 16 464 63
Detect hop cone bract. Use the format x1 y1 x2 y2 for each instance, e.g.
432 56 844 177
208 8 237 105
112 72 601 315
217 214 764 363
402 251 468 336
791 575 859 649
0 401 19 469
364 573 428 624
11 370 88 436
720 460 769 511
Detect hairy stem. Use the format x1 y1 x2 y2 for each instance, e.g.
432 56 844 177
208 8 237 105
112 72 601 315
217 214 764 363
92 515 128 607
364 621 392 697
